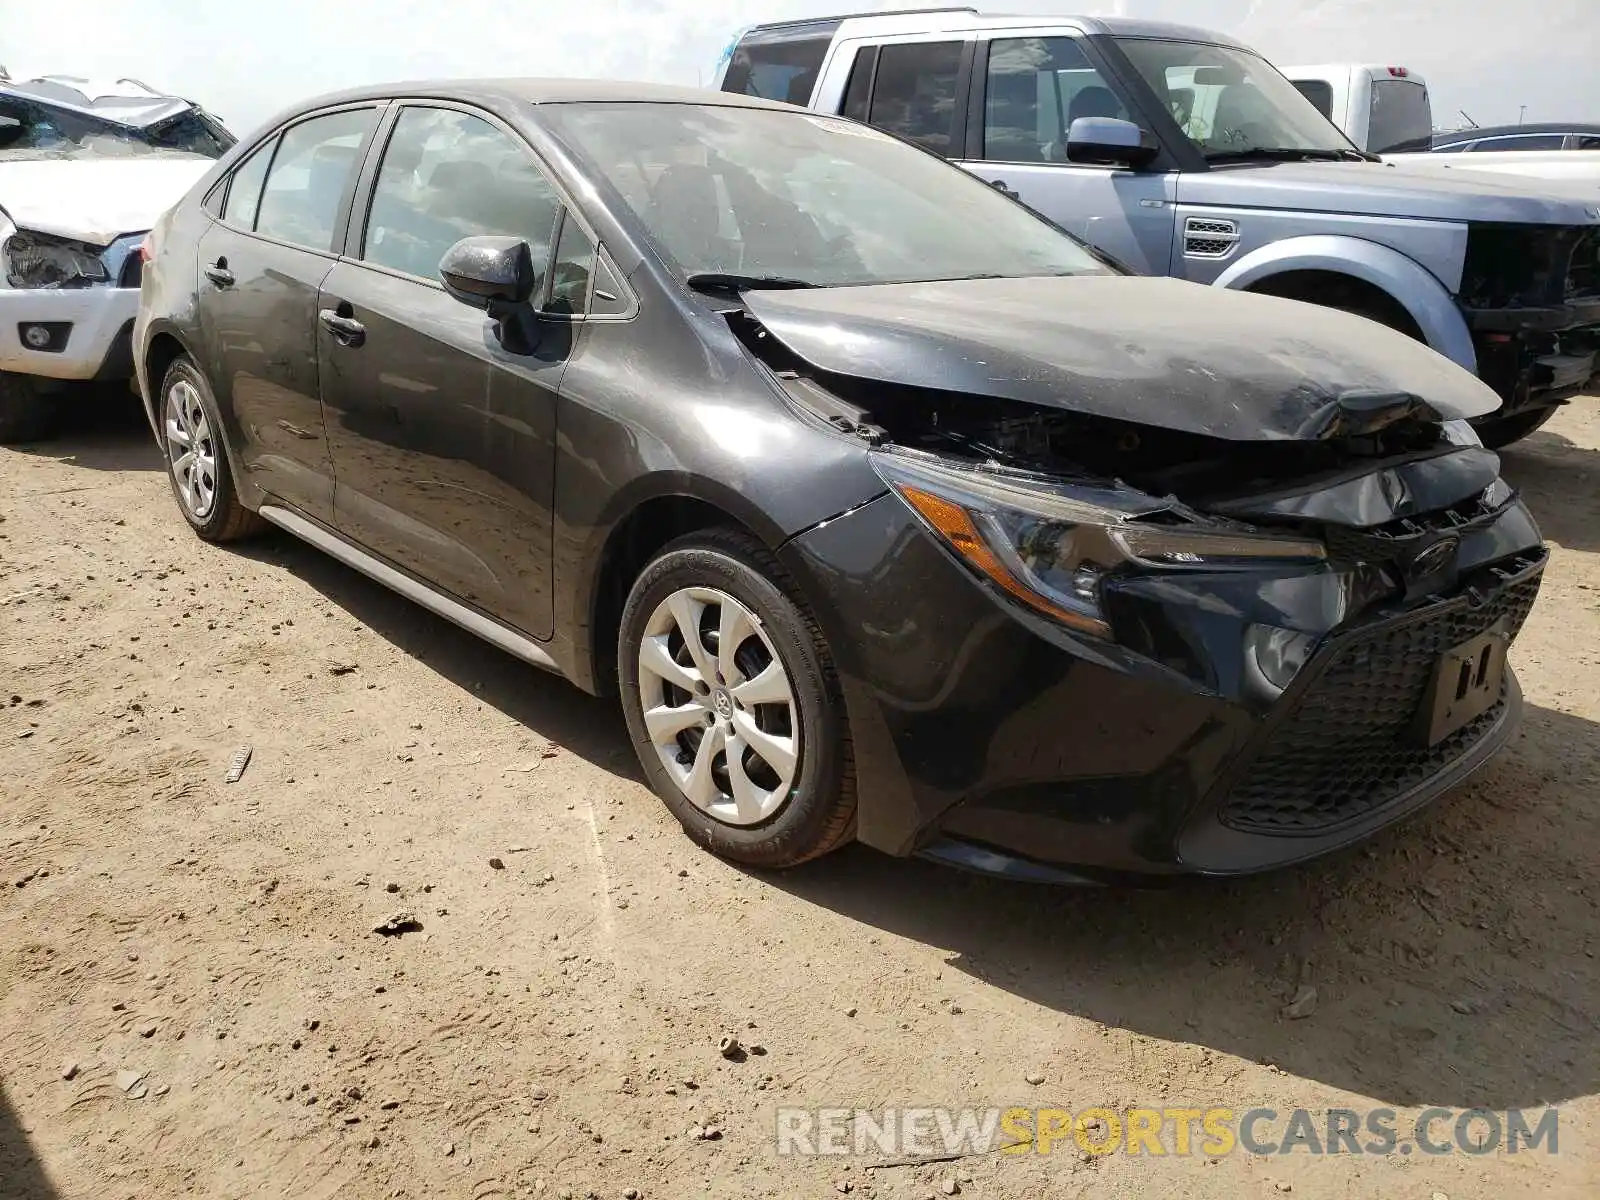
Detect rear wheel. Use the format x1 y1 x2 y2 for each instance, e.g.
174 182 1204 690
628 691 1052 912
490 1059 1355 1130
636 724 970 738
1471 405 1560 449
0 372 58 444
618 528 855 868
159 356 264 542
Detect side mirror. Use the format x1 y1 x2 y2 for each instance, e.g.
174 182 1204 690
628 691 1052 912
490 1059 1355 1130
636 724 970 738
1065 117 1159 169
439 236 538 311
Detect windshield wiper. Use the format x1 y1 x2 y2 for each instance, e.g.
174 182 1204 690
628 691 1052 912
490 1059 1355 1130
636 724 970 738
1203 146 1377 164
684 272 819 293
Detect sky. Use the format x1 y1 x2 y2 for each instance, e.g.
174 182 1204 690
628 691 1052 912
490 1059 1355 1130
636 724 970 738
2 0 1594 139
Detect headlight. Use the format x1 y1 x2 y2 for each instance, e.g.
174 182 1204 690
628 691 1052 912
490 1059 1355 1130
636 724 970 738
3 229 111 289
872 452 1326 638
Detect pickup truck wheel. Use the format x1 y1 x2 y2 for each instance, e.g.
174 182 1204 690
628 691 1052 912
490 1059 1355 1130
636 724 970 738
0 372 59 444
618 528 856 868
1472 406 1559 450
159 357 265 542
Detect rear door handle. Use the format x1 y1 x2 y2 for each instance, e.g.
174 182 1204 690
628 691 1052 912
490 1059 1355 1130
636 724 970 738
990 178 1020 200
204 258 234 287
318 308 366 348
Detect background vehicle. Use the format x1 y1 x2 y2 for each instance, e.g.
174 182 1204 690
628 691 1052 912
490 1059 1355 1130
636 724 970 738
1432 122 1600 153
139 80 1543 883
1283 63 1432 154
0 74 234 441
717 8 1600 448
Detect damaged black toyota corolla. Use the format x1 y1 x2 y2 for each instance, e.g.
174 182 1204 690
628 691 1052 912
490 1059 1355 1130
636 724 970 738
137 82 1546 882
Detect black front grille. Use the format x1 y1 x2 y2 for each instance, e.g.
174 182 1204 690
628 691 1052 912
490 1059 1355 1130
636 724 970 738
1218 558 1543 836
1322 490 1504 570
118 253 144 289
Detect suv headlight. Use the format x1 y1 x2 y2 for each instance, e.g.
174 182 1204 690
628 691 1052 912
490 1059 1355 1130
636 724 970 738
872 452 1326 638
4 229 111 289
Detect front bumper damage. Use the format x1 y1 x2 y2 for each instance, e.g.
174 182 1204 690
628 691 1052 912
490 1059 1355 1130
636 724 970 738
1460 222 1600 416
0 230 144 382
783 483 1543 882
729 272 1545 881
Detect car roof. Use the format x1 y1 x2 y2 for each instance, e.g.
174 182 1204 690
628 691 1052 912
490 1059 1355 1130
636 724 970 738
1435 122 1600 142
282 77 797 114
743 8 1252 50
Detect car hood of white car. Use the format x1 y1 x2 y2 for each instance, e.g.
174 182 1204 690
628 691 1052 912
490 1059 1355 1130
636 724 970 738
0 156 214 245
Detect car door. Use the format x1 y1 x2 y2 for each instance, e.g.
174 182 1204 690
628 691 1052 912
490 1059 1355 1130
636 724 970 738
956 33 1177 275
196 104 381 525
318 103 573 639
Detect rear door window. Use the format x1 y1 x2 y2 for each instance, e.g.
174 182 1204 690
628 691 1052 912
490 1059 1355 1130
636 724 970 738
254 108 378 252
867 41 964 154
721 22 838 106
982 36 1124 163
1367 79 1432 153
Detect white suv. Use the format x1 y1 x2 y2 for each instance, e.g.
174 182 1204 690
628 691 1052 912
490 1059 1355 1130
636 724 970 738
0 74 233 441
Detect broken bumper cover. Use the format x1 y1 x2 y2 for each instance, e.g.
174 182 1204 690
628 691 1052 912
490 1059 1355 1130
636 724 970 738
780 492 1545 882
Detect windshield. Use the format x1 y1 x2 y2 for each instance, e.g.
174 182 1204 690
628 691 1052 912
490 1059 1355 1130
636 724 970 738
1115 38 1357 159
541 102 1114 287
0 95 232 161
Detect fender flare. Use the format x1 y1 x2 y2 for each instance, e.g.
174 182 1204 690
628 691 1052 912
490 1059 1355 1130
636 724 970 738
1212 235 1477 375
134 318 197 433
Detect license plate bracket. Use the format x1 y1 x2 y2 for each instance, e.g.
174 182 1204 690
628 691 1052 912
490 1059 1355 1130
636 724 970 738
1414 624 1508 747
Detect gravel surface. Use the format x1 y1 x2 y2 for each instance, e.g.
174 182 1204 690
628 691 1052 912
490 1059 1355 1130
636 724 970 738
1 397 1596 1199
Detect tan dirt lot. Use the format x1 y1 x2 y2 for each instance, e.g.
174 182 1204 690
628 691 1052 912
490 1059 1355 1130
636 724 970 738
1 395 1597 1200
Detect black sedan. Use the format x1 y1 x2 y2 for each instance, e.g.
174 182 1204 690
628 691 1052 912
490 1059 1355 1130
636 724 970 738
134 80 1545 883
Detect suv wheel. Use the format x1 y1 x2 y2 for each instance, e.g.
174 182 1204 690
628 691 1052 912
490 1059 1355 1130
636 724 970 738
0 372 57 444
159 357 263 542
618 528 856 867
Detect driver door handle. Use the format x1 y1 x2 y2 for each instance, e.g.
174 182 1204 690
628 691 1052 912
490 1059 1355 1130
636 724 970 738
319 308 366 348
990 178 1020 200
204 258 234 287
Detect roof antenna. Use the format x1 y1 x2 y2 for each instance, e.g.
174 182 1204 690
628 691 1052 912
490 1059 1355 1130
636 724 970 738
1457 109 1478 129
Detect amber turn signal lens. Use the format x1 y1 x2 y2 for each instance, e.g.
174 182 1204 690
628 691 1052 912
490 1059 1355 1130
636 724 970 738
896 485 1111 636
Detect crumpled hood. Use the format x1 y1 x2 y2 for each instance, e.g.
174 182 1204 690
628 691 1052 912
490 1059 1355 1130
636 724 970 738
742 275 1502 441
1176 159 1600 225
0 156 212 244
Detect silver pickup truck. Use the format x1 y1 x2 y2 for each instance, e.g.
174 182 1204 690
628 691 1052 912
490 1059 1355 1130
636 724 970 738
713 7 1600 448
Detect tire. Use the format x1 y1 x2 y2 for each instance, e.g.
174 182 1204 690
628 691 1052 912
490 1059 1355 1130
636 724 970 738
157 356 264 542
0 372 58 444
618 527 856 868
1471 406 1560 450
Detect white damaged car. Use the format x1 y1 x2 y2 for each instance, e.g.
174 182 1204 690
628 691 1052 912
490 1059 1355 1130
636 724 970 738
0 75 233 441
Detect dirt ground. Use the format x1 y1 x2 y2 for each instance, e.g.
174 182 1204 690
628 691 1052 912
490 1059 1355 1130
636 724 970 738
1 394 1597 1200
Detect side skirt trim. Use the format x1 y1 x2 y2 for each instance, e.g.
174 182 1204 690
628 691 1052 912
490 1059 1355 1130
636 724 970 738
257 504 563 677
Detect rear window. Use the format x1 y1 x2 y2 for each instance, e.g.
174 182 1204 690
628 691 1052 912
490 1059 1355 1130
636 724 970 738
1367 78 1432 154
1291 79 1334 120
720 21 839 106
1469 133 1566 152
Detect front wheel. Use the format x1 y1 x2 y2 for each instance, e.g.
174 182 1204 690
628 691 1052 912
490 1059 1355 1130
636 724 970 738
617 528 856 868
1472 406 1560 450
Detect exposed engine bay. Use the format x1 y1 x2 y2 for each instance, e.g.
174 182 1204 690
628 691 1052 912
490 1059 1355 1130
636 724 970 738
731 307 1500 521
